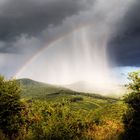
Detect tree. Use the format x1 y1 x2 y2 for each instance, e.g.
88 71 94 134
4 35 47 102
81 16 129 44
122 71 140 140
0 75 24 138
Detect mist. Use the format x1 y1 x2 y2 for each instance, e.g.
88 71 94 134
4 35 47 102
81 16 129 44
16 0 135 95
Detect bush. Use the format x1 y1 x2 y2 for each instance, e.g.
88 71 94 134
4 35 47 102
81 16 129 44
122 71 140 140
0 75 24 138
29 100 91 140
70 97 83 102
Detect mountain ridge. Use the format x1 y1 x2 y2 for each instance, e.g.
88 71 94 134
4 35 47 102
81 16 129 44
17 78 118 101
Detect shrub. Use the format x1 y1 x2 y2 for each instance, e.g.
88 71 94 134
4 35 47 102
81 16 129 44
122 71 140 140
70 97 83 102
29 101 90 140
0 75 24 138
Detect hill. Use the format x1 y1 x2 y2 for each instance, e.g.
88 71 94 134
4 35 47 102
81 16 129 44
17 78 47 86
17 78 118 101
17 78 120 113
17 78 69 99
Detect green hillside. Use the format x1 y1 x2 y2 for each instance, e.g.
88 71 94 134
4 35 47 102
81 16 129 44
17 78 121 114
17 78 70 99
18 78 118 101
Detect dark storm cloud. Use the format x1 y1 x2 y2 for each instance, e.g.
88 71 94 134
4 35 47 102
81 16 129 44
108 0 140 66
0 42 14 53
0 0 93 41
0 0 139 68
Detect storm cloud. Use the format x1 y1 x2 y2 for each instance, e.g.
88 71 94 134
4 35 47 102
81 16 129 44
0 0 139 79
0 0 95 54
108 0 140 66
0 0 93 41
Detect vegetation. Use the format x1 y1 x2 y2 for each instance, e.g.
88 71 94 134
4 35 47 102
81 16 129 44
0 76 24 139
0 77 128 140
122 71 140 140
18 78 118 101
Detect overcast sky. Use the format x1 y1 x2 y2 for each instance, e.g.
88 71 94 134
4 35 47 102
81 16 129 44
0 0 140 79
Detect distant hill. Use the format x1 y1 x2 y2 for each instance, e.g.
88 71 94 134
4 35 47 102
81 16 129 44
66 81 125 98
17 78 70 99
17 78 54 87
65 81 93 92
17 78 118 101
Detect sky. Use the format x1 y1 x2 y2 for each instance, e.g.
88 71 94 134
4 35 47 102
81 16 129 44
0 0 140 86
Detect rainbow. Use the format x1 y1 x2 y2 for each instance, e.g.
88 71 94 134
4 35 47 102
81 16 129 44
14 23 94 78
